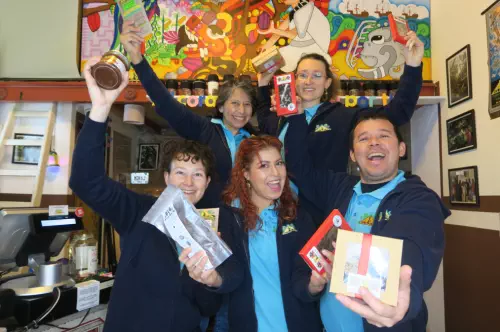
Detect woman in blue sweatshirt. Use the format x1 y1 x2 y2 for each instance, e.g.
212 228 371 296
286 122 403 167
189 135 324 332
256 31 425 225
120 20 258 209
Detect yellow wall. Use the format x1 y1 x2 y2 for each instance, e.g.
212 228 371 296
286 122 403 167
0 0 81 79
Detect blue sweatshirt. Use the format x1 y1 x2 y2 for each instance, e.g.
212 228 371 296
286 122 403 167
285 115 450 332
132 60 258 209
216 205 323 332
257 64 423 226
69 117 229 332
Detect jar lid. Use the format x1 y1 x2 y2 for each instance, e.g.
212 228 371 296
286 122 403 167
376 81 389 89
207 74 220 82
180 80 193 89
390 81 399 89
91 63 122 90
363 81 375 90
165 79 178 89
340 81 348 89
193 79 207 89
348 80 361 89
238 75 252 83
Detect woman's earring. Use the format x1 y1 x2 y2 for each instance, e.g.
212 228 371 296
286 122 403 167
245 179 251 189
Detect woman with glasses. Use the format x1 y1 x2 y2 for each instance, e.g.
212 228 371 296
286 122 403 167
120 20 258 209
256 31 425 226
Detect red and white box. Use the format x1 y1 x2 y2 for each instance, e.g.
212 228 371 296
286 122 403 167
274 73 298 117
299 209 352 275
388 13 410 45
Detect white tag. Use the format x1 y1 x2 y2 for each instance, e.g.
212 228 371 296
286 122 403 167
76 280 100 311
49 205 68 217
346 273 382 299
131 172 149 184
75 246 98 274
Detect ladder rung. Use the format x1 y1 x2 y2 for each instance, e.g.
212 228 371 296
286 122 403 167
0 201 33 208
0 169 38 176
14 111 50 118
5 139 43 146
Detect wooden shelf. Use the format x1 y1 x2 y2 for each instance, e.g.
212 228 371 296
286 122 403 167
338 95 446 106
0 81 439 103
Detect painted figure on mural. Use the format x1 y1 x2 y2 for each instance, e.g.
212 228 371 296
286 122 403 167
357 27 405 79
257 0 332 72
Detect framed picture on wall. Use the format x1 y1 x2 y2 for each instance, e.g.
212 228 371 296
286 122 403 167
484 0 500 118
138 143 160 171
446 109 477 154
448 166 479 206
11 133 44 165
446 44 473 108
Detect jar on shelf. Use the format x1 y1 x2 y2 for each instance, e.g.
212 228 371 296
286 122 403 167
180 80 193 96
363 81 376 96
376 81 389 97
238 74 252 84
389 81 399 97
207 74 220 96
165 79 179 96
337 81 348 96
222 74 235 84
348 80 361 96
193 79 207 96
69 231 98 278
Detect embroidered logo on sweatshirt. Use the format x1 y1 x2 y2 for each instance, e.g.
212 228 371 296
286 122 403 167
378 210 392 222
314 124 331 132
282 223 297 235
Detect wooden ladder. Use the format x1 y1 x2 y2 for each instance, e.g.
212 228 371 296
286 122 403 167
0 103 56 208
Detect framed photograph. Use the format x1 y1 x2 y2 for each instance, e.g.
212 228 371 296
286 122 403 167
446 45 473 108
448 166 479 206
11 133 44 165
446 109 477 154
138 143 159 171
484 1 500 118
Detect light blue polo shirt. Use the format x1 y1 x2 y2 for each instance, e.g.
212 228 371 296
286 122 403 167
249 205 288 332
211 118 251 165
320 170 406 332
278 103 322 194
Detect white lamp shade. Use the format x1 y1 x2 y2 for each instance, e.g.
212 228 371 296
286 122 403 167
124 104 145 125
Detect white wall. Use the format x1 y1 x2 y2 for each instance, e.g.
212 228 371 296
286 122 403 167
0 0 81 79
0 102 76 195
411 104 445 332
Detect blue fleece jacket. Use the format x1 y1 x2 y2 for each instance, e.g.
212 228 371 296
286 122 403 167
285 115 450 332
257 64 423 226
132 60 258 209
69 117 230 332
215 205 323 332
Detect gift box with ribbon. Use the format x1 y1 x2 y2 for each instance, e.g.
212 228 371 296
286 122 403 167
330 229 403 306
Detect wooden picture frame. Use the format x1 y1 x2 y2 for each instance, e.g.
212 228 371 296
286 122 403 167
446 109 477 154
11 133 44 165
138 143 160 171
448 166 479 206
446 44 473 108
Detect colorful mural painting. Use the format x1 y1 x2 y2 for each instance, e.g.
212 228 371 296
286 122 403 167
80 0 431 81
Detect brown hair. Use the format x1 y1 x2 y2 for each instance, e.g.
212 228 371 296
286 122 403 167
222 136 297 232
162 139 216 178
295 53 340 102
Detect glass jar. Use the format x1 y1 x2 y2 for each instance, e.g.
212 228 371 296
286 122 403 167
376 81 389 97
348 80 361 96
180 80 193 96
69 231 98 278
193 79 207 96
337 81 348 96
363 81 376 96
389 81 399 98
165 79 179 96
207 74 220 96
91 50 130 90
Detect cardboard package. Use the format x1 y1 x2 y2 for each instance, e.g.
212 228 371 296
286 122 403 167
299 209 352 275
330 229 403 306
251 46 285 73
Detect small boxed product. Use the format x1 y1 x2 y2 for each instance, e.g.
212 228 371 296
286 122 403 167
197 208 219 232
274 73 298 116
142 185 231 270
251 46 285 74
388 14 409 45
117 0 153 37
330 229 403 306
299 209 352 275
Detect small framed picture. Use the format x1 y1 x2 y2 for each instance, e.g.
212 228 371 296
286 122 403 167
446 44 473 108
446 109 477 154
138 143 160 171
11 133 44 165
448 166 479 206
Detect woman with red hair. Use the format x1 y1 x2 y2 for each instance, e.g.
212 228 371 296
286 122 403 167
184 135 326 332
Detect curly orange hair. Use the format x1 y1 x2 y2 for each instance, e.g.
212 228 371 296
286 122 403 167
223 135 297 232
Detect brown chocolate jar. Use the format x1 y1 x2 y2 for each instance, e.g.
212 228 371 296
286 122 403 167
91 50 130 90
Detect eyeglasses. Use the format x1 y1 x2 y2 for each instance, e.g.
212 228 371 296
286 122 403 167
296 72 325 81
